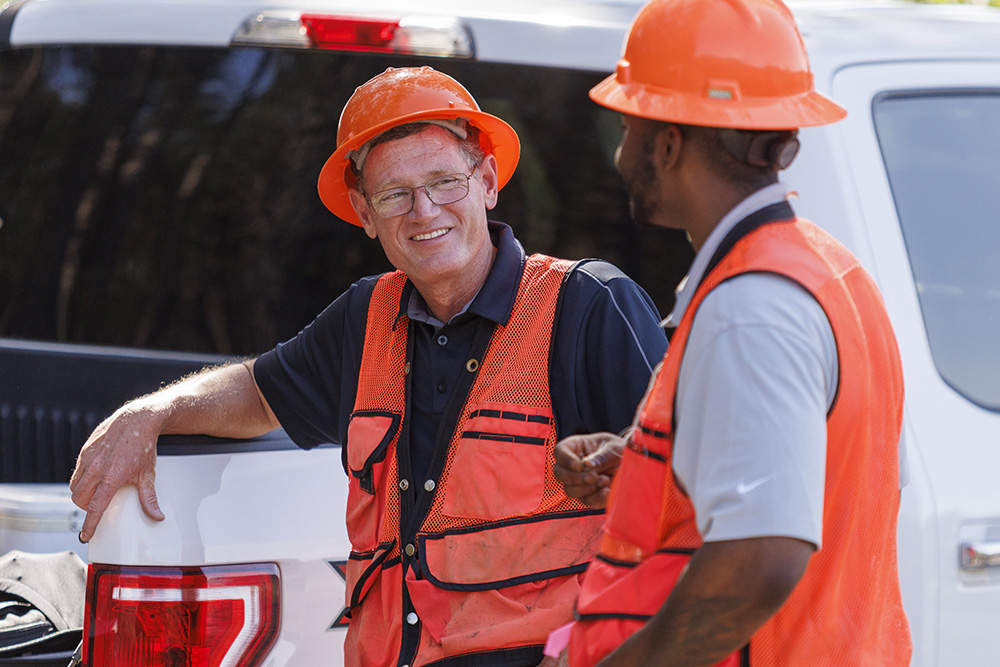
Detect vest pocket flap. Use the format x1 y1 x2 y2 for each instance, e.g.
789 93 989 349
419 512 605 590
346 411 400 479
575 550 691 619
464 402 554 443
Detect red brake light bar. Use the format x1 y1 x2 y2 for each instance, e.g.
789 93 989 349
232 11 475 58
84 563 280 667
301 14 397 52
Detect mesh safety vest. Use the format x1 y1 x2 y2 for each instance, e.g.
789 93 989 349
345 254 606 666
570 213 911 666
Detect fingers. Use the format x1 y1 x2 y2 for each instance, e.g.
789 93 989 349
69 408 164 541
553 436 593 472
78 479 117 543
554 433 621 507
580 437 626 475
137 470 165 523
576 484 612 510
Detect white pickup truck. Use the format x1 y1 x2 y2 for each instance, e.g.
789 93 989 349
2 0 1000 665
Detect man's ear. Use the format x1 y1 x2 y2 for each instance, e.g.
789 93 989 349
349 188 379 239
479 154 499 210
654 123 684 172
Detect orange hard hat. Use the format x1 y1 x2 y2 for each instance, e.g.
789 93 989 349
318 66 520 226
590 0 846 130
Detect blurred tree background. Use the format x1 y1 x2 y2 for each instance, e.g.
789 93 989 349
0 46 692 356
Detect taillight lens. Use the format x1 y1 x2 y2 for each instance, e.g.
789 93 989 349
301 14 398 52
231 11 475 58
83 563 280 667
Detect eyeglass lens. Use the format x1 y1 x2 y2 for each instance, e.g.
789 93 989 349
369 171 473 217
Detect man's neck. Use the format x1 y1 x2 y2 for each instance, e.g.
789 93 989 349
413 243 497 324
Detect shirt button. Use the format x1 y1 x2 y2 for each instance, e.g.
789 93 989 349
404 543 416 556
424 479 436 492
437 381 447 393
437 334 448 346
406 612 419 625
399 479 409 491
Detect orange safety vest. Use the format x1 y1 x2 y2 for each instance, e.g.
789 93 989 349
570 214 911 666
345 254 606 666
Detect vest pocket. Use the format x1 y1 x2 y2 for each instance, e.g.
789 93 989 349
409 513 604 645
442 403 554 520
603 429 671 557
418 512 604 590
345 540 396 616
346 410 400 551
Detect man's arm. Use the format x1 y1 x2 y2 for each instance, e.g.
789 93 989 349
69 359 279 542
596 537 813 667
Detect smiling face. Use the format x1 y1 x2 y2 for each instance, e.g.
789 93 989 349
349 125 499 302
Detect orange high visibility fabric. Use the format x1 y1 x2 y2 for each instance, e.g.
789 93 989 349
346 254 605 666
571 219 911 666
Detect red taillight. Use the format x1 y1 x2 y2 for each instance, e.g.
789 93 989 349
83 563 280 667
232 12 475 59
300 14 399 52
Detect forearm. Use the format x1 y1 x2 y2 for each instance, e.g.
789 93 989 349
596 538 813 667
138 360 278 439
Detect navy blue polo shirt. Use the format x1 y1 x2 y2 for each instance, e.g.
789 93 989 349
254 222 667 486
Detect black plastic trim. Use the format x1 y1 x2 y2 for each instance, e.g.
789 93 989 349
155 430 338 456
0 0 32 51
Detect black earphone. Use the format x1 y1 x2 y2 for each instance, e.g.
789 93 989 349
719 129 801 171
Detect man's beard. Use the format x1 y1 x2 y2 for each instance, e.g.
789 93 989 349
623 147 660 230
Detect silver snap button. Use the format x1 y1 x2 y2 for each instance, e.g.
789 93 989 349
399 479 409 491
437 335 448 346
406 612 419 625
404 543 416 556
424 479 436 492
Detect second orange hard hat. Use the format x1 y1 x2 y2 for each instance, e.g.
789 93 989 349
590 0 846 130
318 66 521 226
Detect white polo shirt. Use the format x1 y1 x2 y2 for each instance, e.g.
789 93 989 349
665 183 835 548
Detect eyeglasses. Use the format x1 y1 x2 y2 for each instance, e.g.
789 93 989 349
366 163 480 218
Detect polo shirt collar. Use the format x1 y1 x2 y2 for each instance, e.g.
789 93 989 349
394 221 525 329
664 182 793 328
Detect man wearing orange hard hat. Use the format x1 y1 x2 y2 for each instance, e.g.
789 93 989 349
550 0 912 665
70 66 669 666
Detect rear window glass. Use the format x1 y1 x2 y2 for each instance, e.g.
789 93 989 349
0 46 691 356
873 91 1000 411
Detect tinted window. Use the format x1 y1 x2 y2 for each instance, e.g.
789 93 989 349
874 91 1000 411
0 46 691 355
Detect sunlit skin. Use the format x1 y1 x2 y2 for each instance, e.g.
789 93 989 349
348 126 499 324
615 114 748 252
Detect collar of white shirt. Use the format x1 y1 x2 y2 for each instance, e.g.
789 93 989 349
663 182 794 329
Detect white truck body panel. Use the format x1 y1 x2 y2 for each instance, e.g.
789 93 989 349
5 0 1000 664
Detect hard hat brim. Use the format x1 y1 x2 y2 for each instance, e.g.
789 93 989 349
317 109 520 226
589 74 847 131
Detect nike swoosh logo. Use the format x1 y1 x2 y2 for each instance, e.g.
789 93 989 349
736 477 772 495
